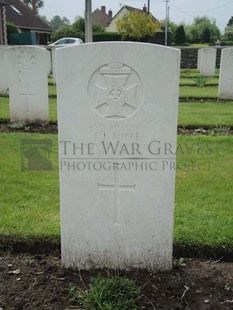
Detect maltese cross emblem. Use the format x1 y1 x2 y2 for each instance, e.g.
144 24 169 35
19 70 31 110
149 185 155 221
88 63 143 120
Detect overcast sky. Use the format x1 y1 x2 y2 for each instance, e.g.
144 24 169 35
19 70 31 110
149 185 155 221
40 0 233 32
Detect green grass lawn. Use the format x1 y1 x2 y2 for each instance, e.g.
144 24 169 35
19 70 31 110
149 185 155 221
175 135 233 246
49 98 57 121
180 68 219 78
179 85 218 99
0 97 9 120
48 84 57 97
1 69 224 123
0 133 60 237
0 133 232 247
180 77 219 86
2 98 233 127
178 102 233 127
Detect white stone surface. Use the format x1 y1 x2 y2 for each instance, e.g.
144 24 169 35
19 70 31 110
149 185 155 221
218 47 233 99
0 46 9 91
8 46 50 122
199 48 216 77
197 48 202 71
56 42 180 271
51 48 56 84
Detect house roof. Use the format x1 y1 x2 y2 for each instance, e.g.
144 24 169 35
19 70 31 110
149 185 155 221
115 5 158 23
92 7 112 27
5 0 51 32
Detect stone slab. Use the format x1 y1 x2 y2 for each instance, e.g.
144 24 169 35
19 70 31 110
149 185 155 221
218 47 233 99
56 42 180 271
8 46 50 123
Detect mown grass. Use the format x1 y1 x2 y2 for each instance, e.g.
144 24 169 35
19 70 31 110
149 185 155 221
179 85 218 99
180 68 219 78
180 77 218 86
175 135 233 246
1 67 225 125
0 133 60 237
0 97 9 120
2 97 233 127
49 98 57 121
0 133 232 247
48 84 57 97
178 102 233 127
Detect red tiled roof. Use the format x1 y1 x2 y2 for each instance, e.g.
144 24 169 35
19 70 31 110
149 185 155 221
5 0 51 32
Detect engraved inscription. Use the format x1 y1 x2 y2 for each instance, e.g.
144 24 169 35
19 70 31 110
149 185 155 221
88 63 143 120
17 49 35 82
97 169 136 224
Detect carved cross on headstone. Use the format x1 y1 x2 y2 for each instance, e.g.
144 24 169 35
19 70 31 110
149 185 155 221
20 84 36 114
98 169 136 225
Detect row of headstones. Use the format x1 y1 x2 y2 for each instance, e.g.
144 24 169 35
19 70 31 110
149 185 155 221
198 47 233 99
1 46 233 124
0 42 181 271
1 43 231 271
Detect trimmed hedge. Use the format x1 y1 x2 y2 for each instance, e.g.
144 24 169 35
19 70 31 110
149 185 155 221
93 32 122 42
51 31 172 45
220 40 233 46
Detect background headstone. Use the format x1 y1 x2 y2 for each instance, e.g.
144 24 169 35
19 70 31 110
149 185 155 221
0 46 9 91
8 46 50 123
51 48 56 84
56 42 180 271
197 48 202 71
218 47 233 99
199 48 216 77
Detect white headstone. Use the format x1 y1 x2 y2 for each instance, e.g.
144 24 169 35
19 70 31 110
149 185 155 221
56 42 180 271
197 48 202 71
199 48 216 77
218 47 233 99
0 46 9 91
51 48 56 84
8 46 50 123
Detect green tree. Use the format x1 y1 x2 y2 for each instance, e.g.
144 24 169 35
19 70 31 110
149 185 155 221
40 15 49 23
72 17 85 34
51 26 81 42
93 23 106 33
227 16 233 27
168 20 178 43
50 15 70 32
116 11 161 40
72 17 105 35
223 25 233 41
185 16 220 43
6 22 18 42
201 26 211 43
174 25 186 44
159 19 178 43
21 0 44 10
50 17 105 42
7 22 18 34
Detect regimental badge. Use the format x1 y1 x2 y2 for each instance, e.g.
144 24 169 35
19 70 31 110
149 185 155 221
88 63 143 120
